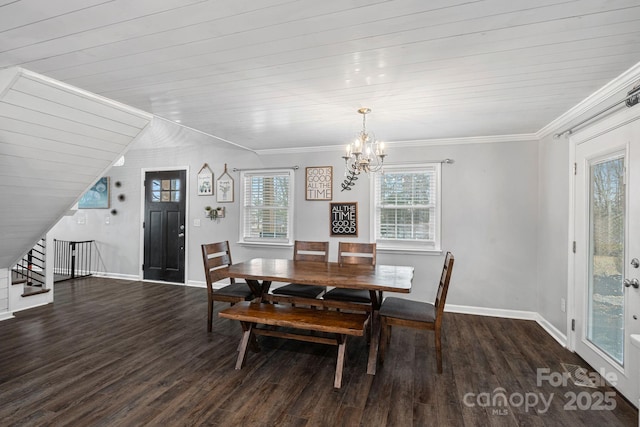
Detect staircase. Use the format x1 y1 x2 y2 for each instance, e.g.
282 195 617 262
6 237 52 316
12 238 50 297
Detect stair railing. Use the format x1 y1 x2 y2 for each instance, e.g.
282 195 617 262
13 238 46 287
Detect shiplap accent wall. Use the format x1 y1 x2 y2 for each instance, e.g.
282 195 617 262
0 67 152 268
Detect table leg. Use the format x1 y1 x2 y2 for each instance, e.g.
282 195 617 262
246 279 272 301
366 290 383 375
367 310 380 375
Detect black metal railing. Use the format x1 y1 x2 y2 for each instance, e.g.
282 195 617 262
14 238 46 287
54 240 95 282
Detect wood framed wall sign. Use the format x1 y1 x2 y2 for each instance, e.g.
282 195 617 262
306 166 333 200
78 177 110 209
330 202 357 237
197 163 213 196
217 163 234 203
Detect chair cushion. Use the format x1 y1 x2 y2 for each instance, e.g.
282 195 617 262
272 284 326 298
379 297 435 322
323 288 371 303
213 282 254 299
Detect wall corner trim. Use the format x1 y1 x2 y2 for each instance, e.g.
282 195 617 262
535 313 568 348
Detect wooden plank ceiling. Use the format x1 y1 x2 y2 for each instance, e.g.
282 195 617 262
0 68 152 267
1 0 640 150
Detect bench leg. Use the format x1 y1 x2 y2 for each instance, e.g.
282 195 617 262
334 334 347 388
235 322 254 370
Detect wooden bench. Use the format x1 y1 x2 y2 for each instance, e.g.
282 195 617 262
219 301 369 388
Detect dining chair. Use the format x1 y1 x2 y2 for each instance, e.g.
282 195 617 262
379 252 454 373
271 240 329 299
322 242 376 304
201 241 255 332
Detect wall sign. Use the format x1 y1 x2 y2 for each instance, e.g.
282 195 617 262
306 166 333 200
197 163 213 196
217 163 234 203
330 202 358 237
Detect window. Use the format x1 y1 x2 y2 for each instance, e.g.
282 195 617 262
151 179 181 202
239 169 294 245
372 163 441 252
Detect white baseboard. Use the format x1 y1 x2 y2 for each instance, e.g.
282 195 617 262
186 280 206 288
445 304 537 320
11 301 51 314
535 313 568 347
445 304 567 347
186 280 233 290
95 273 209 289
0 311 14 321
94 272 140 281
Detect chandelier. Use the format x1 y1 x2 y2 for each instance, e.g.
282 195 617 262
341 107 386 191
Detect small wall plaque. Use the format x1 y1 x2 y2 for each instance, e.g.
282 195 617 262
217 163 234 203
197 163 213 196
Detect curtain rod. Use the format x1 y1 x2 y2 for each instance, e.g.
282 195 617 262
554 84 640 139
232 166 299 172
386 159 454 165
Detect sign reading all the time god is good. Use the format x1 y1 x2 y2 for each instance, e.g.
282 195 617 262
330 202 357 237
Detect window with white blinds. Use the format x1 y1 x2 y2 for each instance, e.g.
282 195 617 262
372 163 441 251
239 169 294 245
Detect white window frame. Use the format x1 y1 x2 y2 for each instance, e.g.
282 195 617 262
370 163 442 253
239 169 295 247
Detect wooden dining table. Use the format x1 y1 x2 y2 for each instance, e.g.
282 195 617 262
221 258 414 375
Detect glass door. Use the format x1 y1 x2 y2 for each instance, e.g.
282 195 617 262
574 123 640 405
587 155 625 363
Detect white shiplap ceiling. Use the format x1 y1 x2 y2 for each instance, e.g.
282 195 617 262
1 0 640 151
0 67 152 267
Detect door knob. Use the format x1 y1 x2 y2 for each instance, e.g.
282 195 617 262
178 233 185 238
631 258 640 268
623 278 639 289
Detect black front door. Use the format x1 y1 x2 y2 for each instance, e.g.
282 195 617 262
143 170 186 283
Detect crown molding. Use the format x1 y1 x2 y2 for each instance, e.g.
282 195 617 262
536 61 640 139
255 144 339 155
255 133 539 155
388 134 539 147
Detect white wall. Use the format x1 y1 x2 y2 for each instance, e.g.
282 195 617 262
536 134 570 336
49 117 542 314
260 139 540 311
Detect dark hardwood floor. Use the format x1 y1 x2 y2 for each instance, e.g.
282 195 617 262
0 277 637 426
